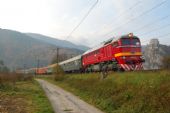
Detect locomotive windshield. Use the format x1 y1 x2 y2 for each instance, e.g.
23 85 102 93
121 38 140 46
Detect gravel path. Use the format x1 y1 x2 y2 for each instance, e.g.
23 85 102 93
36 79 104 113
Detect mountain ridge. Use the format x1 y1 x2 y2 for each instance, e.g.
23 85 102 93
0 28 84 70
26 33 90 51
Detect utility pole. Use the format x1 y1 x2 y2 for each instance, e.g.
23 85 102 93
52 47 60 64
56 48 59 74
37 58 39 69
51 47 60 74
37 57 39 75
56 48 59 64
50 47 60 74
24 64 26 74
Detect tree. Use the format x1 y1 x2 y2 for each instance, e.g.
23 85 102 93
161 56 170 69
53 65 65 81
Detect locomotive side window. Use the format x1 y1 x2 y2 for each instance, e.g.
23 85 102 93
112 42 118 47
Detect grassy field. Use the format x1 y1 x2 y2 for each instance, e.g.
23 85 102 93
44 70 170 113
0 73 54 113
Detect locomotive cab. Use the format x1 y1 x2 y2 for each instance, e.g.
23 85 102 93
82 33 144 72
114 33 144 71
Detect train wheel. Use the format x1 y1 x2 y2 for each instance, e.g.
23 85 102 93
118 67 124 72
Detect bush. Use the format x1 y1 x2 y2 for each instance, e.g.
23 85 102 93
53 65 65 81
0 73 33 90
162 56 170 69
51 71 170 113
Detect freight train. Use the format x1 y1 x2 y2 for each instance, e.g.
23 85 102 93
19 33 145 74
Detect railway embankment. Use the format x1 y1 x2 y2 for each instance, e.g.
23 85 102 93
43 70 170 113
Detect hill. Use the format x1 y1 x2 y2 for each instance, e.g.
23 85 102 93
0 28 84 70
26 33 90 51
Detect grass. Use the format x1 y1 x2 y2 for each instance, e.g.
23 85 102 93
43 70 170 113
0 73 54 113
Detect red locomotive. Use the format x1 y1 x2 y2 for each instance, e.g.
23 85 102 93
82 33 144 71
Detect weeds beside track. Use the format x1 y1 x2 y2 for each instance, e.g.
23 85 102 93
44 70 170 113
0 73 54 113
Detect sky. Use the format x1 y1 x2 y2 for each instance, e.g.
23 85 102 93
0 0 170 47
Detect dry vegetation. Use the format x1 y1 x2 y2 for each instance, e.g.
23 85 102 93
45 70 170 113
162 56 170 69
0 73 33 86
53 65 65 81
0 73 54 113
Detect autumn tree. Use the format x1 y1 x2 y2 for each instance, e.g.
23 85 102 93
161 56 170 69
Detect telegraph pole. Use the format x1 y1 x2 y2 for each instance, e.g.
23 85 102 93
24 64 26 74
56 48 59 74
56 48 59 64
37 58 39 69
36 57 39 75
50 47 60 74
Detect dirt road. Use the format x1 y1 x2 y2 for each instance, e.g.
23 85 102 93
36 79 104 113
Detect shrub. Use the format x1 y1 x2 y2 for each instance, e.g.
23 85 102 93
53 65 65 81
0 73 33 90
162 56 170 69
51 70 170 113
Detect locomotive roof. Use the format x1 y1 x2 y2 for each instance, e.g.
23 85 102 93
83 42 105 55
83 37 117 55
59 55 82 65
83 34 139 55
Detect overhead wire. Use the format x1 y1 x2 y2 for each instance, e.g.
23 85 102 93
141 32 170 44
89 0 143 46
157 32 170 38
139 23 170 36
65 0 169 47
103 1 142 28
66 0 99 39
102 0 168 38
92 0 142 37
134 14 170 33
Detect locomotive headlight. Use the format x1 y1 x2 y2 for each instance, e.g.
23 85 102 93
128 33 133 37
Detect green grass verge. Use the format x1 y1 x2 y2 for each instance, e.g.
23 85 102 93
43 70 170 113
0 80 54 113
